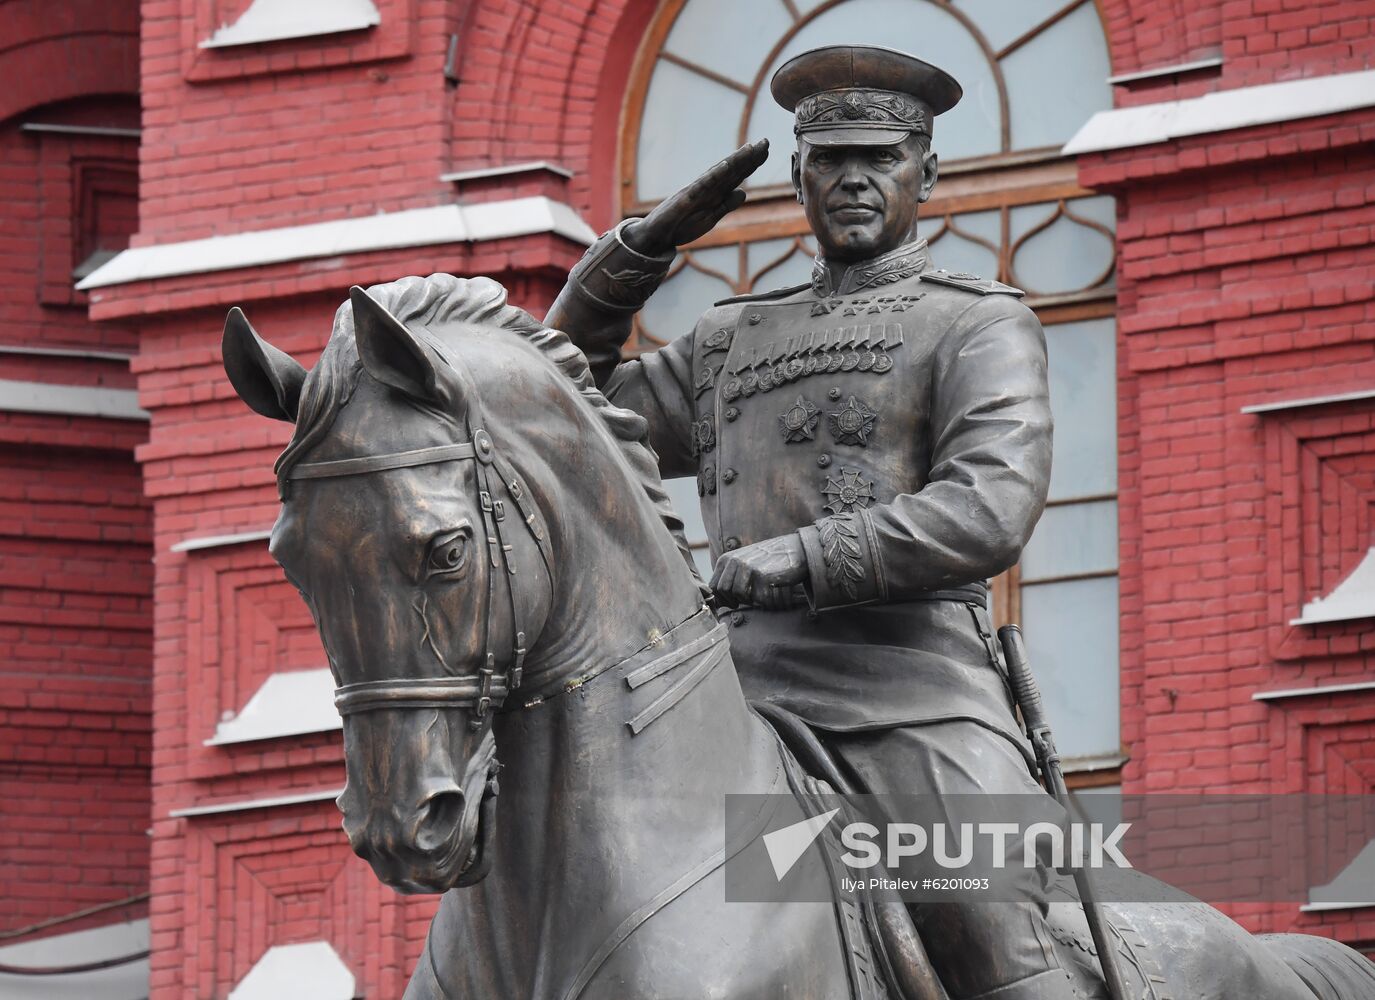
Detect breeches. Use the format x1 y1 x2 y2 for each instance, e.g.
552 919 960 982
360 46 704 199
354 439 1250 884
823 720 1072 999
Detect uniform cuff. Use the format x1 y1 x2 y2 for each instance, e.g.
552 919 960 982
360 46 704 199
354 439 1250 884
797 513 881 610
566 219 675 314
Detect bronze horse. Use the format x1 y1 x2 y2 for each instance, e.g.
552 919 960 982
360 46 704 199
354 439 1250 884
223 274 1375 999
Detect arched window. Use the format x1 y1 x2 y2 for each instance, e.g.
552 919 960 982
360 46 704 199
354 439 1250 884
620 0 1122 778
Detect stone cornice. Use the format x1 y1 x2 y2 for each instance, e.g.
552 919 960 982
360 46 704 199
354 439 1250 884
1064 68 1375 156
78 196 596 291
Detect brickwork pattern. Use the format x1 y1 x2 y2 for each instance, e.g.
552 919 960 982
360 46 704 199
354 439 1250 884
1087 0 1375 947
0 4 152 941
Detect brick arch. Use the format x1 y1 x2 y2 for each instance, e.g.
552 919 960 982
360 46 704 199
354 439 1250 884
1094 0 1222 79
0 0 139 125
453 0 657 229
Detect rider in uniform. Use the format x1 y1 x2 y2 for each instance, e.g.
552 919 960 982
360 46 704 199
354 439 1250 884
549 44 1073 1000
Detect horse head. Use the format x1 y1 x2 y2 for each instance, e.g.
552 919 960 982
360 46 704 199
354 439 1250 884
221 275 703 895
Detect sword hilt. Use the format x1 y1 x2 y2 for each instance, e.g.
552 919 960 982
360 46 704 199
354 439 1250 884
998 625 1048 732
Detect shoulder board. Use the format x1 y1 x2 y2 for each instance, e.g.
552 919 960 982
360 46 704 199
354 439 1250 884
712 282 811 307
920 269 1024 297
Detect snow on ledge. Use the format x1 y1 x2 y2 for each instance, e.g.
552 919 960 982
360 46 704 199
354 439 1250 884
1291 548 1375 627
208 668 340 746
1063 68 1375 156
1303 839 1375 913
201 0 380 49
0 919 149 999
229 942 355 1000
0 379 147 421
77 197 598 290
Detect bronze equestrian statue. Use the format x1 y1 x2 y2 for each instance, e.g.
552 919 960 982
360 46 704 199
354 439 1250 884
220 43 1375 1000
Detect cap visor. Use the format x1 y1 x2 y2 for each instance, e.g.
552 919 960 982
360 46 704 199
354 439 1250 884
800 126 911 147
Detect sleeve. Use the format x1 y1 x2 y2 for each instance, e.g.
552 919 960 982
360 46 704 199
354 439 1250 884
545 219 674 387
796 294 1053 609
602 333 699 480
544 219 698 478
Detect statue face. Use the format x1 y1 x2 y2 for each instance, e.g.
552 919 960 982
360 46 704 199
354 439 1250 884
792 135 937 262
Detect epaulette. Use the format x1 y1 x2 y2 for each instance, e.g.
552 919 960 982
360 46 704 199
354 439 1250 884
712 282 811 307
920 269 1024 297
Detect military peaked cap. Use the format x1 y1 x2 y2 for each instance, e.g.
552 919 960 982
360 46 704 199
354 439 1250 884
771 44 962 145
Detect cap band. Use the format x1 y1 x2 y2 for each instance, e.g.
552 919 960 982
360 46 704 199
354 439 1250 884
794 88 929 138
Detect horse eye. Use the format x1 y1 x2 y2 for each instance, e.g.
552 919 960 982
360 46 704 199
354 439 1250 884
427 530 470 576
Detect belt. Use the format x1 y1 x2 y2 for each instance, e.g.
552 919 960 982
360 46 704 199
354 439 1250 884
718 580 988 614
903 580 988 608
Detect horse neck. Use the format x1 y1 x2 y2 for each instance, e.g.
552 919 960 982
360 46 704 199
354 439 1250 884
459 632 783 998
447 414 783 995
517 407 705 697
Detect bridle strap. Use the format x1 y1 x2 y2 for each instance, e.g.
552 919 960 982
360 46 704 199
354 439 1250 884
335 675 512 715
288 442 480 480
286 419 542 723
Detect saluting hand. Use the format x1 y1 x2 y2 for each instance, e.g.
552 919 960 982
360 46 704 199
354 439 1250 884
711 533 808 611
623 140 770 257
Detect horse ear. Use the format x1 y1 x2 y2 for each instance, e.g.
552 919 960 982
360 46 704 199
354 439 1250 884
350 285 445 403
222 306 306 422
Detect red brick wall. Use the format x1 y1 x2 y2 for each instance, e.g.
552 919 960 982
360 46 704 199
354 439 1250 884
1092 0 1375 946
0 424 152 931
1104 0 1375 106
135 0 459 244
0 4 151 939
448 0 652 227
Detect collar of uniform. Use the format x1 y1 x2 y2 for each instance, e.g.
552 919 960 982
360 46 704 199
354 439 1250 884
811 238 930 297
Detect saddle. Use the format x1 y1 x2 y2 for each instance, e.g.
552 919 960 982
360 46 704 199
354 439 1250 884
754 702 950 1000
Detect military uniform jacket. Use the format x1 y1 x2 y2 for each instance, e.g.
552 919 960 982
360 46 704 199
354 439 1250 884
587 240 1052 740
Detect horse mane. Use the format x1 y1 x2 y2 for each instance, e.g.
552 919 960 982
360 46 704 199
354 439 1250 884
275 273 705 588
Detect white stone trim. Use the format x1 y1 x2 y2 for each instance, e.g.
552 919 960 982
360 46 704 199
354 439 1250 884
1241 388 1375 414
77 197 598 290
1254 680 1375 702
201 0 379 49
1290 548 1375 626
0 344 134 362
0 378 147 420
206 667 340 746
170 787 343 818
229 941 354 1000
1303 839 1375 912
1298 900 1374 913
440 160 575 182
0 919 149 1000
20 123 141 139
1063 68 1375 155
171 528 272 553
1106 56 1224 86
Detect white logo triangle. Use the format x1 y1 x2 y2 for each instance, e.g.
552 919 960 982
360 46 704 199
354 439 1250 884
762 807 840 881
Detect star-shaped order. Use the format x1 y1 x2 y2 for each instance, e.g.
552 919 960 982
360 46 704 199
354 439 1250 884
828 395 877 446
779 395 819 443
822 468 875 515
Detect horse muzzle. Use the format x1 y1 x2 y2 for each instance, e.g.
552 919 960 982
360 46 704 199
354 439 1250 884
339 731 502 893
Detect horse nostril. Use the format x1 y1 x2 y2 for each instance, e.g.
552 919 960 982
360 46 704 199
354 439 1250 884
416 790 465 853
